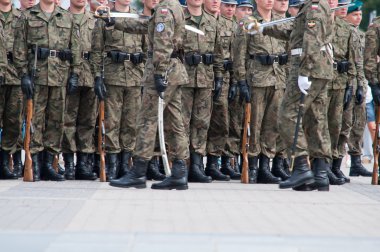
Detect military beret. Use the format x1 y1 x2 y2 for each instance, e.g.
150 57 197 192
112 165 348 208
178 0 187 6
347 0 363 14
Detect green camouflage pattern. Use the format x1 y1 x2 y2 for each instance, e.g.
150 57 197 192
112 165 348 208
364 16 380 84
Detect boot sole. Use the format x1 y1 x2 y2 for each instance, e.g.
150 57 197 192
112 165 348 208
151 185 189 190
279 178 315 189
109 182 147 189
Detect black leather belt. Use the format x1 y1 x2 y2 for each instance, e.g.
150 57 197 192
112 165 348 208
147 51 180 59
249 53 288 65
107 51 144 64
31 46 73 61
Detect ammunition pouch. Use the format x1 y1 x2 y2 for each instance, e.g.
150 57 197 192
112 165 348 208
107 51 145 65
185 52 215 66
6 52 13 63
334 60 350 74
223 59 233 71
250 53 288 65
31 46 72 62
278 53 288 65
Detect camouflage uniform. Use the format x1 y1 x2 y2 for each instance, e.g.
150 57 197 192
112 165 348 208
0 8 23 154
62 11 98 154
364 17 380 85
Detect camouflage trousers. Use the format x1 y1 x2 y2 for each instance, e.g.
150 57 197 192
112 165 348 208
0 85 23 153
326 88 345 159
207 77 229 156
249 86 284 158
62 86 97 154
182 87 213 155
279 77 331 160
134 86 189 160
105 85 141 154
30 85 65 154
225 91 243 157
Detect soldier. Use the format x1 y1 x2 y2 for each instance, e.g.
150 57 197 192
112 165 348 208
345 1 369 178
60 0 98 180
234 0 254 21
13 0 81 181
89 0 107 12
273 0 288 16
234 0 288 184
288 0 302 16
106 0 191 190
19 0 36 10
180 0 225 183
206 0 241 180
335 0 371 178
258 0 334 191
0 0 22 179
92 0 145 181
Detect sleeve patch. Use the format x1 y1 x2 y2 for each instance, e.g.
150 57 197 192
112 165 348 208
161 8 168 15
156 23 165 32
311 4 319 10
307 20 316 28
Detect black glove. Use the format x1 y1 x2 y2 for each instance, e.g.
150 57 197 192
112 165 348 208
67 73 79 95
21 74 33 99
238 80 250 104
102 17 115 27
370 83 380 106
213 77 223 101
228 81 238 102
343 84 353 110
94 76 106 100
355 85 364 105
154 74 167 99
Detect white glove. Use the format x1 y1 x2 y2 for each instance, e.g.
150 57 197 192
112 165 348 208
298 75 312 95
247 23 264 35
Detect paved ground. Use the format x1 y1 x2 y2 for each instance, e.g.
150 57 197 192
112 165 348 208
0 161 380 252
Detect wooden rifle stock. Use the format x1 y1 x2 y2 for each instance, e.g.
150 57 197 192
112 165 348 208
98 100 106 182
23 99 33 182
372 106 380 185
241 103 251 184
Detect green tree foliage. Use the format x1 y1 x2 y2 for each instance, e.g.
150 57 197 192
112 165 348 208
360 0 380 30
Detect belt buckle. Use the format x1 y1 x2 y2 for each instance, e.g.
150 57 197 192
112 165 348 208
124 53 130 61
333 62 337 70
273 56 279 64
49 50 57 58
82 51 89 60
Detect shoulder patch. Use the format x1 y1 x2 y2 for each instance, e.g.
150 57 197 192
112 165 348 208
307 20 316 28
156 22 165 32
161 8 168 15
311 4 319 10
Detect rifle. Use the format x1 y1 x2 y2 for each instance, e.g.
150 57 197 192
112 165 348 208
241 102 251 184
23 44 38 182
290 93 305 171
98 56 106 182
372 106 380 185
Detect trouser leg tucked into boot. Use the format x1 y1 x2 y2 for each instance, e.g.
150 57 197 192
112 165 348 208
279 155 315 189
205 155 230 181
32 153 41 182
118 151 133 179
151 159 188 190
106 153 119 181
188 152 212 183
76 153 97 180
349 155 372 177
147 156 166 181
109 157 148 188
271 155 290 180
248 156 258 184
63 153 75 180
331 158 350 183
41 151 65 181
220 155 241 180
12 150 23 178
257 154 281 184
0 150 18 179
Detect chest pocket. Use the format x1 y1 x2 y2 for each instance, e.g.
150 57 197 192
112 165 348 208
56 20 72 47
220 30 232 51
201 26 216 52
27 20 46 40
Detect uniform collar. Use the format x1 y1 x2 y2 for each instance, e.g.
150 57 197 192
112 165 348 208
30 3 64 22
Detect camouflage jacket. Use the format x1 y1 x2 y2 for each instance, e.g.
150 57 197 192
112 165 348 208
13 4 80 87
354 28 366 88
217 14 235 80
183 8 223 88
330 17 356 90
113 0 189 87
233 10 287 89
0 7 22 85
92 7 145 87
263 0 334 80
0 19 7 78
364 16 380 85
70 10 97 87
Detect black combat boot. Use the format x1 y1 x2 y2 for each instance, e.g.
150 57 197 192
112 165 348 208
106 153 119 181
118 151 133 178
326 164 345 185
257 154 281 184
0 150 18 179
147 156 166 181
63 153 75 180
279 155 315 189
109 157 148 188
271 156 290 180
188 152 212 183
41 152 65 181
93 153 100 176
32 153 41 181
294 158 330 191
12 150 23 178
205 155 230 181
220 155 241 180
151 159 188 190
283 158 291 176
331 158 350 183
349 155 372 177
248 156 259 184
75 153 97 180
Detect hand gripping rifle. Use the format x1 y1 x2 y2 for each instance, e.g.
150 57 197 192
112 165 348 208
98 56 107 182
23 44 38 182
290 93 306 171
241 102 251 184
372 106 380 185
